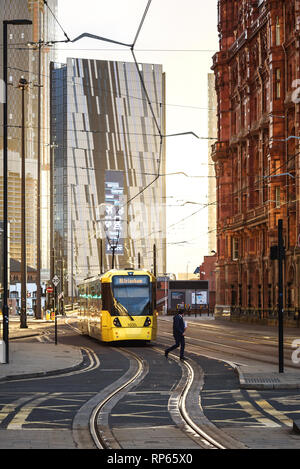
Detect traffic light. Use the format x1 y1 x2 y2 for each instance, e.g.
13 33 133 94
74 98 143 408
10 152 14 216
270 245 278 260
270 245 285 260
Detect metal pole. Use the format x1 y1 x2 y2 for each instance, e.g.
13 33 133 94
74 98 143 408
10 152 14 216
54 285 57 344
278 219 284 373
112 245 115 269
2 21 9 362
153 244 156 277
100 239 103 274
71 189 74 307
49 145 57 283
2 19 32 362
19 78 28 330
36 40 42 319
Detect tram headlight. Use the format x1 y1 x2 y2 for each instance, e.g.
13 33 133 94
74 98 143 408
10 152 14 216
113 317 122 327
144 317 151 327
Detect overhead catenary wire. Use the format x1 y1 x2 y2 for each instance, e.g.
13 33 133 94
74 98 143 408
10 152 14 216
43 0 71 43
12 2 298 271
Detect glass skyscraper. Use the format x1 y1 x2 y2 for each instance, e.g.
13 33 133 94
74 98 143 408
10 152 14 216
0 0 57 273
51 58 166 297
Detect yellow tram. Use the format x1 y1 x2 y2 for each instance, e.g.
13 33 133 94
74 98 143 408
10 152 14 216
78 269 157 342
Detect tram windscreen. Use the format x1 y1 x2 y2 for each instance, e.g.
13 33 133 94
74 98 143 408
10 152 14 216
112 275 152 316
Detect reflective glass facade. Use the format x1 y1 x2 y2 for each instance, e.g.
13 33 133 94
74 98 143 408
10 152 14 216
51 58 166 297
0 0 57 273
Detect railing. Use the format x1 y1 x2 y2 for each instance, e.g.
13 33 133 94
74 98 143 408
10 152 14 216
228 31 247 57
211 141 229 161
230 306 300 322
167 306 212 317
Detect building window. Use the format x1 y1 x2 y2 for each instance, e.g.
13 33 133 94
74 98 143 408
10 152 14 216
241 102 245 128
274 159 280 174
275 68 281 99
232 111 237 134
275 16 281 46
232 237 239 260
275 186 281 208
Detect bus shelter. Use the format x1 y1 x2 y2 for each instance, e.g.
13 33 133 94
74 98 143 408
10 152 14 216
168 280 209 315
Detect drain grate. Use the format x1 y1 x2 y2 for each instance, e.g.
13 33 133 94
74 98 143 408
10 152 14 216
244 376 281 384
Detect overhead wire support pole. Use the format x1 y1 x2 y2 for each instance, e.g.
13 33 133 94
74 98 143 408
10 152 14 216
36 39 42 319
278 219 284 373
2 19 32 364
19 78 29 330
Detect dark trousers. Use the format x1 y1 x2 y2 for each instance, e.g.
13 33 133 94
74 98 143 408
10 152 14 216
165 333 185 358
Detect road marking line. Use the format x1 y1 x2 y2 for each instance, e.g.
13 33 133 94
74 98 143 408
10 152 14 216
0 394 45 424
231 390 281 427
7 393 61 429
248 391 293 428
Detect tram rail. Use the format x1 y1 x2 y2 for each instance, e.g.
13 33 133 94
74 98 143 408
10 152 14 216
89 346 231 450
89 348 145 449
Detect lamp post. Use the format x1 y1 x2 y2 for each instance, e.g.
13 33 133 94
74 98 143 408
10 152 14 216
28 40 53 319
18 77 29 329
278 219 284 373
2 19 32 363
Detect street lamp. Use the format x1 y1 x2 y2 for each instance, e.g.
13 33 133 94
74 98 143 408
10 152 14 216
2 19 32 363
27 40 53 319
18 77 29 329
186 261 191 280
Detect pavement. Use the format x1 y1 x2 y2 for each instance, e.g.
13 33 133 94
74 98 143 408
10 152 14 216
0 317 84 381
0 341 84 382
0 315 300 448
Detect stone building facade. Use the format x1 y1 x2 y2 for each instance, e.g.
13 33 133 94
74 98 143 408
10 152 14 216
211 0 300 324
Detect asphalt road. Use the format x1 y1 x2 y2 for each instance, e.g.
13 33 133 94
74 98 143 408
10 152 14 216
3 315 300 450
157 316 300 370
156 317 300 448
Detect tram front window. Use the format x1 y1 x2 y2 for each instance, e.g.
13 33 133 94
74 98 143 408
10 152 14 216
112 276 152 316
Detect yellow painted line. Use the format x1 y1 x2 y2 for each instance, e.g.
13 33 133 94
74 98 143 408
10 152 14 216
7 393 61 429
248 390 293 428
231 390 281 427
0 394 45 424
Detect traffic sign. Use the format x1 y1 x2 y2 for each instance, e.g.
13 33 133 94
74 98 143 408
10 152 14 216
46 286 53 293
52 275 60 287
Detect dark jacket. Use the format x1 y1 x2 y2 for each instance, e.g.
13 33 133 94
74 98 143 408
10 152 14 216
173 313 185 336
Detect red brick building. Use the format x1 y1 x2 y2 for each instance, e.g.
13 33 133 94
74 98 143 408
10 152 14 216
211 0 300 323
199 254 217 312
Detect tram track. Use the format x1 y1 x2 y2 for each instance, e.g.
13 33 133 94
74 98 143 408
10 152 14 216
64 317 300 450
64 316 242 449
89 344 241 449
89 348 147 449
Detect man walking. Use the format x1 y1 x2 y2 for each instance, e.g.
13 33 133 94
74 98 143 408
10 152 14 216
165 310 187 360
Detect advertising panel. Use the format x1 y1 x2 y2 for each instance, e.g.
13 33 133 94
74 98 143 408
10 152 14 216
192 291 208 305
105 171 125 255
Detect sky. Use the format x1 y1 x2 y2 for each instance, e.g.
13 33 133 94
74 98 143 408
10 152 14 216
56 0 219 277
